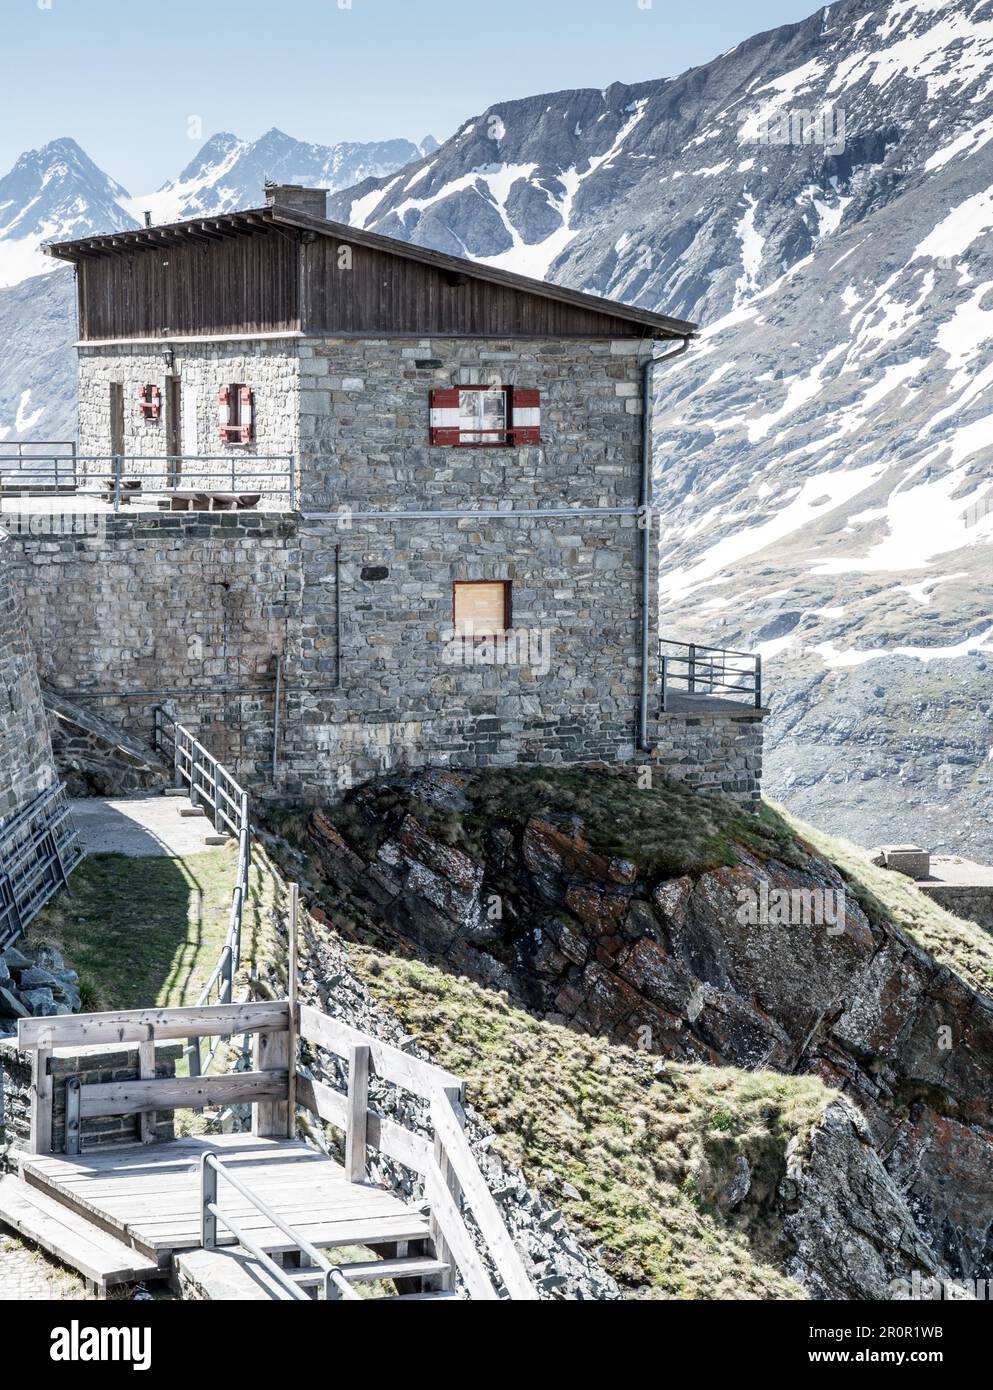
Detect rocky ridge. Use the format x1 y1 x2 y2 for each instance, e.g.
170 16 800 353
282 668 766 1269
267 765 993 1289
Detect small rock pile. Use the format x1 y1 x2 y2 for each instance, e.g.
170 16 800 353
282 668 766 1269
0 944 81 1023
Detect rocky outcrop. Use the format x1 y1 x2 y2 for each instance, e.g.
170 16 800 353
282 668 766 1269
275 767 993 1287
0 942 81 1022
43 690 170 798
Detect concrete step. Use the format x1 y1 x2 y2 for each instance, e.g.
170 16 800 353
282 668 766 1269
0 1175 160 1292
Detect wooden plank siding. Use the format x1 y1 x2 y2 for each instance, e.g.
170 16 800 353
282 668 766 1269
71 225 658 342
77 229 301 340
304 235 654 338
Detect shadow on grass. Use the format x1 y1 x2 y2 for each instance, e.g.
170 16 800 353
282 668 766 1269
25 846 241 1013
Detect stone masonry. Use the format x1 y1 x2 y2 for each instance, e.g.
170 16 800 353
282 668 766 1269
9 333 765 805
0 554 57 826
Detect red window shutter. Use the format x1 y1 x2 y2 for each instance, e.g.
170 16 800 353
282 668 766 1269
238 386 254 444
509 388 540 445
137 384 161 420
429 387 461 445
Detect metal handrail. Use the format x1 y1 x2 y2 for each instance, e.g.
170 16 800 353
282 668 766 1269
0 452 297 511
152 710 251 1070
659 638 763 712
200 1152 359 1300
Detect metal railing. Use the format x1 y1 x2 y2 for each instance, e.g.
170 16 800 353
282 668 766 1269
200 1152 359 1301
659 639 763 712
0 783 83 949
0 451 297 511
152 710 250 1071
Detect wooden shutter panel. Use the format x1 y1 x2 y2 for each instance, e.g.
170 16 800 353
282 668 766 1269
218 385 231 441
454 582 510 636
137 384 161 420
430 387 461 445
509 388 540 445
238 386 254 444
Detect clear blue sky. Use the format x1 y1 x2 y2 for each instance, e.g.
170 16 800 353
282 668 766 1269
4 0 820 191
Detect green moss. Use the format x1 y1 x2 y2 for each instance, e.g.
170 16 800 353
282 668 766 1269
300 765 807 884
344 944 831 1299
774 802 993 1001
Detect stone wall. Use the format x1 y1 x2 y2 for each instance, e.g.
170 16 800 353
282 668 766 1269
0 556 57 826
77 338 300 496
0 1038 182 1158
919 884 993 932
19 333 763 804
650 708 764 809
297 336 648 510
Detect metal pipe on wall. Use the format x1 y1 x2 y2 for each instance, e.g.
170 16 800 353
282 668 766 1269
639 336 691 751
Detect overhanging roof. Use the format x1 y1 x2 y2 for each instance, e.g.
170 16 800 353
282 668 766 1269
44 204 698 339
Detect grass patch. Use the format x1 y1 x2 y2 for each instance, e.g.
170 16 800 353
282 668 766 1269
351 945 831 1299
278 765 807 882
775 802 993 1001
25 846 274 1013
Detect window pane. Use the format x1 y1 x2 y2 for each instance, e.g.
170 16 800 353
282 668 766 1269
459 389 505 443
454 582 509 635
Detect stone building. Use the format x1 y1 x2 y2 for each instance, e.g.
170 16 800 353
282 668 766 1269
21 185 764 803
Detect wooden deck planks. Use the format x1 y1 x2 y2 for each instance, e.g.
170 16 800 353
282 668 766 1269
0 1175 160 1288
20 1134 430 1260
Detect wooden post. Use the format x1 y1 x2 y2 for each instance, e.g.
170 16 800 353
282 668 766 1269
29 1043 53 1155
286 883 299 1140
345 1044 370 1184
429 1083 465 1291
64 1077 81 1156
252 1028 289 1137
138 1038 155 1145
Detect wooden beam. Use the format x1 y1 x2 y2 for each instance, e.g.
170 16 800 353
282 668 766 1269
294 1072 433 1175
138 1039 155 1145
79 1070 288 1119
29 1047 53 1155
298 1004 462 1099
345 1045 370 1183
252 1032 290 1137
18 1000 290 1050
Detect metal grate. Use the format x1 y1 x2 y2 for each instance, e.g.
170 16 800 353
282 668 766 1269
0 784 83 949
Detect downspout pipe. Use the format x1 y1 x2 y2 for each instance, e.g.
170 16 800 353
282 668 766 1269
639 335 692 751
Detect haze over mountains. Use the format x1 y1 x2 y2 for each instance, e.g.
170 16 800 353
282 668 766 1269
1 0 991 856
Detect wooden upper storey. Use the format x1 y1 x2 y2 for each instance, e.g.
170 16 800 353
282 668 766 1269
45 204 697 343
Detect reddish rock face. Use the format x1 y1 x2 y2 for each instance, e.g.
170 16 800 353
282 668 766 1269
297 769 993 1281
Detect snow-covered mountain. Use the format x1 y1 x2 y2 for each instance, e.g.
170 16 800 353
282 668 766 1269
328 0 993 860
4 0 992 856
0 138 137 288
128 127 437 225
0 127 431 439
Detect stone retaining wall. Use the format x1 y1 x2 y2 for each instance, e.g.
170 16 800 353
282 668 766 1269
0 1037 183 1158
919 884 993 932
0 560 57 826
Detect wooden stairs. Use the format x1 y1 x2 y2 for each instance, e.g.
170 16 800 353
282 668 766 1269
5 999 540 1301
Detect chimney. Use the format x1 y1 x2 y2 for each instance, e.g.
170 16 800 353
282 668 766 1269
143 211 152 227
264 183 328 219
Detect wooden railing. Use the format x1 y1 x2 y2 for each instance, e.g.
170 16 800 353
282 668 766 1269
17 1000 290 1156
296 1004 536 1300
17 998 537 1300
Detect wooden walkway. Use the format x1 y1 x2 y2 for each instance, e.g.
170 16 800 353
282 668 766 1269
20 1135 432 1265
4 998 539 1300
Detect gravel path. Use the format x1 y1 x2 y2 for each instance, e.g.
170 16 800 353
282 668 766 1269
0 1234 89 1299
70 794 228 857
